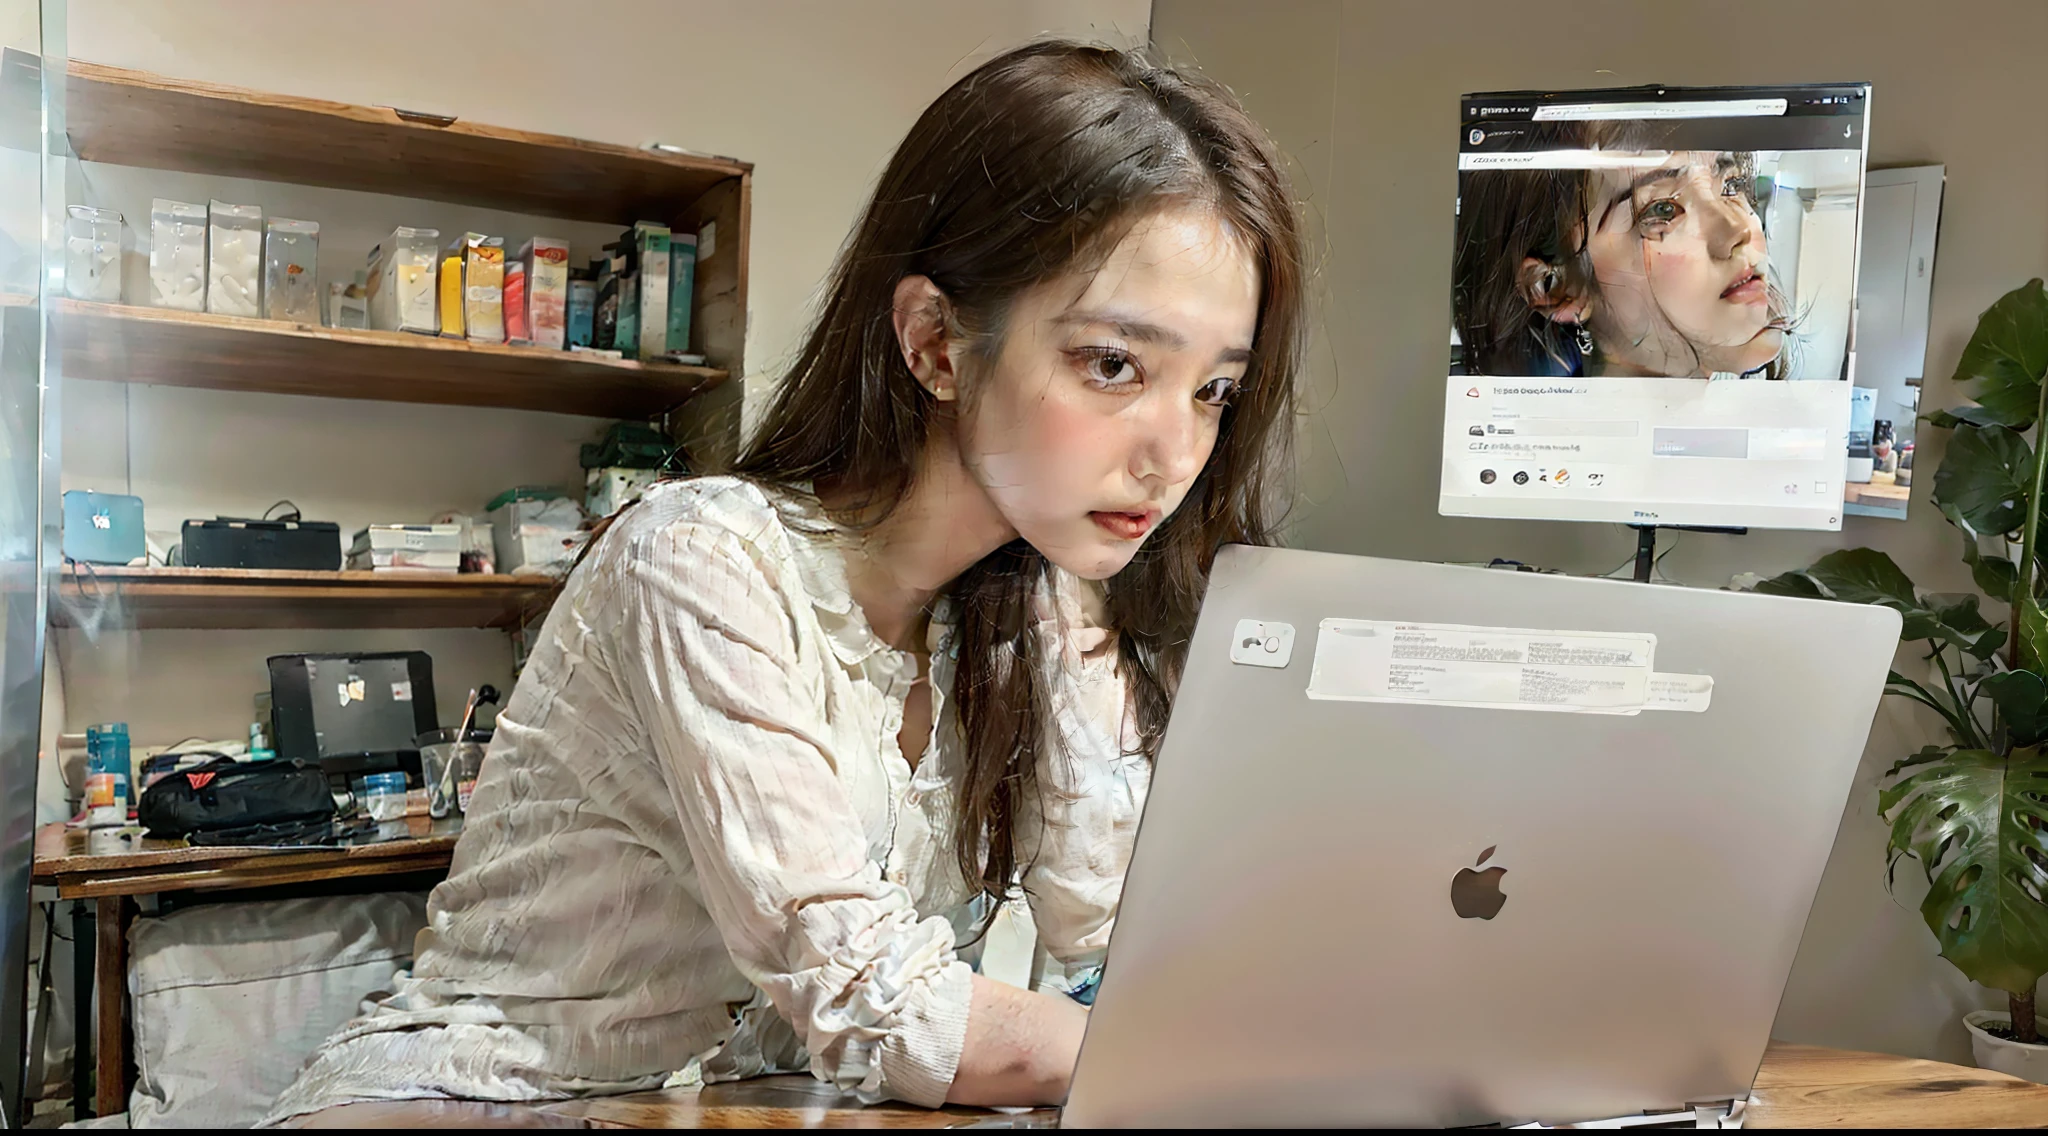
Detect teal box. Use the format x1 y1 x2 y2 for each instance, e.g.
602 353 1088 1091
63 490 145 564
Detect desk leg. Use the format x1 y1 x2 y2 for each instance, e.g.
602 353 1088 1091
93 897 130 1119
69 901 92 1123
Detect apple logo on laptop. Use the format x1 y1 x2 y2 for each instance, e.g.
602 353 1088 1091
1450 846 1507 920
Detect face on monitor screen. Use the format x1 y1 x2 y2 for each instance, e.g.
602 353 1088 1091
1441 87 1875 530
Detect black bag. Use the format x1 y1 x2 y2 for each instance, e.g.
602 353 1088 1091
137 758 336 838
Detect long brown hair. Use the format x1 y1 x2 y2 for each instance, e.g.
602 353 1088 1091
733 40 1304 920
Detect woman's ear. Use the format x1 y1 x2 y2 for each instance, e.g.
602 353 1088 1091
1517 257 1593 326
892 275 960 402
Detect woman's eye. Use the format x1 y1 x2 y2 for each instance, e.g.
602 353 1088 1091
1080 349 1138 386
1722 175 1751 199
1196 377 1239 407
1635 198 1681 232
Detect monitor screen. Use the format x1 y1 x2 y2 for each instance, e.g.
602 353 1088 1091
1441 84 1871 530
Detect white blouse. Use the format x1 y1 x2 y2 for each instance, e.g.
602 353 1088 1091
266 477 1150 1121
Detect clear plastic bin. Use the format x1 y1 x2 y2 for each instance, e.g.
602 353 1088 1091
148 199 206 310
65 206 124 302
207 200 263 317
264 217 320 323
367 226 440 334
415 727 490 817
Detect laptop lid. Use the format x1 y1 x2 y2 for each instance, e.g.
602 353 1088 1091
1063 546 1898 1128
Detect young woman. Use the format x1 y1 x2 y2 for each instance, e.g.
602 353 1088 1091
266 40 1303 1124
1455 121 1792 380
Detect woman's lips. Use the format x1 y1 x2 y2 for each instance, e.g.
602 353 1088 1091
1090 511 1156 540
1721 271 1767 304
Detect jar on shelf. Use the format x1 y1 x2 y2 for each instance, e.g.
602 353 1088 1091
64 206 124 303
148 199 206 311
367 225 440 334
207 200 263 317
264 217 320 323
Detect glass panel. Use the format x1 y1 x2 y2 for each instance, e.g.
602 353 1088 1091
0 0 60 1123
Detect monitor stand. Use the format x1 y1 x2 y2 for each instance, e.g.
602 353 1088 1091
1629 524 1747 583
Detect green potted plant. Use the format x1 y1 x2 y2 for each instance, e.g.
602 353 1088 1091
1757 279 2048 1083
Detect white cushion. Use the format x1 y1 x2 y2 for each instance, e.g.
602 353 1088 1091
127 892 427 1129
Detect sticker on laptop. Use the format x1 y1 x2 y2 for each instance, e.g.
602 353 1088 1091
1229 619 1295 668
1581 671 1716 716
1643 671 1712 712
1306 619 1656 713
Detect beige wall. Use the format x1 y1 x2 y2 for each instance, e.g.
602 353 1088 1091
1152 0 2048 1064
47 0 1146 762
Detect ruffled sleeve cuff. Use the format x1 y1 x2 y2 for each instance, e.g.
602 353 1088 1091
871 958 974 1107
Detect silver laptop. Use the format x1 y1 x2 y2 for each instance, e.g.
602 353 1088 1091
1062 546 1899 1128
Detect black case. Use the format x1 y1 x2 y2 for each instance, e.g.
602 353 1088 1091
268 651 437 768
183 517 342 570
137 757 336 838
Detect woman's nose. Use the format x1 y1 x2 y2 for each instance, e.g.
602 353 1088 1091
1708 196 1762 261
1130 396 1209 486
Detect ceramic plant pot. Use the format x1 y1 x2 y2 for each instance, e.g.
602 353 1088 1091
1965 1010 2048 1085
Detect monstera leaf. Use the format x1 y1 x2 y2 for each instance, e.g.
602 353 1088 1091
1981 672 2048 747
2023 600 2048 677
1760 549 2003 657
1801 547 1919 608
1929 405 2024 431
1928 593 2008 661
1753 569 1826 599
1880 746 2048 995
1944 503 2020 604
1932 424 2035 537
1951 279 2048 430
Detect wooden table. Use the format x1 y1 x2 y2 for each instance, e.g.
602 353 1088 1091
31 816 461 1119
287 1042 2048 1128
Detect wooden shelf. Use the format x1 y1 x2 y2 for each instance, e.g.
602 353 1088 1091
56 300 728 418
51 566 560 631
53 60 753 430
66 61 752 225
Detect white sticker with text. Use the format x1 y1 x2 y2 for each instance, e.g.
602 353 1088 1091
1642 672 1713 712
1307 619 1656 713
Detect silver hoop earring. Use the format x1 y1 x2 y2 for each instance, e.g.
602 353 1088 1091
1574 325 1595 357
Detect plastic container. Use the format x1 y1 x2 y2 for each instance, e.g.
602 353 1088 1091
328 270 368 329
65 206 124 302
263 217 321 323
359 771 409 822
85 722 131 827
488 490 588 576
366 226 440 334
347 523 463 571
148 199 207 310
586 466 659 518
415 728 490 817
207 200 263 316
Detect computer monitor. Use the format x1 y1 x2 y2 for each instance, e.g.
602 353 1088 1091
1441 84 1871 530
